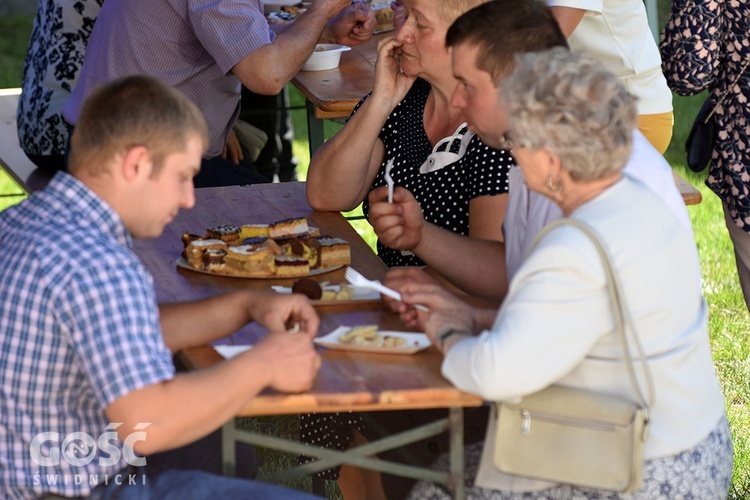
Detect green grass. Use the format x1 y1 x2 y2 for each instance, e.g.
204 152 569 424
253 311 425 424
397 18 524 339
1 11 749 498
666 94 750 498
0 14 31 89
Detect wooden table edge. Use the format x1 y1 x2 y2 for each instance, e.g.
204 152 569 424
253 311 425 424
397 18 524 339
178 345 484 416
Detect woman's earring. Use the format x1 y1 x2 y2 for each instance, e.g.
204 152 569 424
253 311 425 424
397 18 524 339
546 175 562 193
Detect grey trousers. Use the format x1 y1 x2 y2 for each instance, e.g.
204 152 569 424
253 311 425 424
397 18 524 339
723 203 750 313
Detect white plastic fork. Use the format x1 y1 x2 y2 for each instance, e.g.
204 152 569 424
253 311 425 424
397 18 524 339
345 267 429 311
384 159 394 203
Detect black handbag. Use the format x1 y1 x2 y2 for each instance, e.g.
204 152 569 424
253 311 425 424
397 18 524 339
685 97 715 173
685 59 750 173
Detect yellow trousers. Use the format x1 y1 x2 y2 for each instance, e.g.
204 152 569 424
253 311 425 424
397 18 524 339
637 111 674 154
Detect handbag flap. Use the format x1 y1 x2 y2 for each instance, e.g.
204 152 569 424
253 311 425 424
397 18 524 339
501 385 641 428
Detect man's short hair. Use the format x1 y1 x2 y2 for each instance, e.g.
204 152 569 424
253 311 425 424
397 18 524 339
69 75 209 176
446 0 568 84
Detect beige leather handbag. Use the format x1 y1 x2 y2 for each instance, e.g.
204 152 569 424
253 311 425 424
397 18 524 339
493 219 655 493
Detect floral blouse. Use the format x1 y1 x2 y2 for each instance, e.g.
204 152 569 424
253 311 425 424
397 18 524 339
661 0 750 231
17 0 103 158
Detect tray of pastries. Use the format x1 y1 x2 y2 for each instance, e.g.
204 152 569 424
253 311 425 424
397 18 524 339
178 217 351 279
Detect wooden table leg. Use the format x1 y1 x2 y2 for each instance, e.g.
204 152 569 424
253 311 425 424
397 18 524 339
306 100 325 156
222 419 237 476
448 406 466 500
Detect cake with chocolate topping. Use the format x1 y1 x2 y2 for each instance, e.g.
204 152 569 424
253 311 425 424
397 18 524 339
206 224 242 244
315 236 351 268
203 248 227 273
185 239 227 269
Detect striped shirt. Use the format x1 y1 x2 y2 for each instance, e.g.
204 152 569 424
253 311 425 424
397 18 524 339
0 172 175 498
62 0 273 157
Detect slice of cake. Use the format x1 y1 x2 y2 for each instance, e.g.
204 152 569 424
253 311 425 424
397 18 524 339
185 239 227 269
206 224 242 244
282 237 321 269
269 217 309 239
274 255 310 277
224 244 275 277
203 248 227 274
240 224 270 240
316 236 351 268
242 236 282 255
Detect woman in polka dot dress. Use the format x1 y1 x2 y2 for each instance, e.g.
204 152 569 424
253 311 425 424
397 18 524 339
307 0 512 276
302 0 512 496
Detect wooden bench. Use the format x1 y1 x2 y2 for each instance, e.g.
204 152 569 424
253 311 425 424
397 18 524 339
0 89 54 194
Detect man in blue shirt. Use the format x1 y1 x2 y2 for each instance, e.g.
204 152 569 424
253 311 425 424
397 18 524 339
0 75 321 499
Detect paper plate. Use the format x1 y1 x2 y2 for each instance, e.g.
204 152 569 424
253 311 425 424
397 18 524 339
314 326 431 355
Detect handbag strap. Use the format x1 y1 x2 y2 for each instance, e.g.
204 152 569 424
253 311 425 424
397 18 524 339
704 58 750 122
529 218 655 418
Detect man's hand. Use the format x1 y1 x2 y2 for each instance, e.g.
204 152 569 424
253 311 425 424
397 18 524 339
221 129 243 165
246 291 320 337
250 332 321 393
383 267 441 328
327 2 376 46
368 185 426 252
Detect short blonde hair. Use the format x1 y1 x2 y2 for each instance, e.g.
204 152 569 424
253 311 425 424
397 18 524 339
69 75 208 177
405 0 489 25
502 48 637 181
437 0 488 24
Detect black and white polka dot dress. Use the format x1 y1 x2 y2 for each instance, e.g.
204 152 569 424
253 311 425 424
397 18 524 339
299 79 513 480
361 78 513 268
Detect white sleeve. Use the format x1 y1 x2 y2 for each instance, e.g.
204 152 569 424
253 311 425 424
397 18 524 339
442 228 614 401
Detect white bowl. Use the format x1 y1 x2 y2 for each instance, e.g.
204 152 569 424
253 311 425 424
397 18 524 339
263 0 302 15
302 44 352 71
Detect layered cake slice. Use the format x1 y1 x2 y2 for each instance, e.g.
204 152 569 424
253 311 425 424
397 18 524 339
269 217 309 239
274 255 310 277
239 223 270 240
203 248 227 273
282 237 322 269
224 244 275 277
316 236 351 268
185 239 227 269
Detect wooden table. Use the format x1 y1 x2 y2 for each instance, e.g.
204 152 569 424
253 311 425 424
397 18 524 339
292 34 383 154
131 182 483 498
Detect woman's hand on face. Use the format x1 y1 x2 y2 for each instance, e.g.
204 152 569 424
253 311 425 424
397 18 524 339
372 36 415 109
368 185 426 253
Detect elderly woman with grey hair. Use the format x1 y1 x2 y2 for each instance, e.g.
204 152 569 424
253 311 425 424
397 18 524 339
401 48 732 499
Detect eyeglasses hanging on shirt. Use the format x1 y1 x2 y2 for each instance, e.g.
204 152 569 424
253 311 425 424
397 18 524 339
419 122 475 174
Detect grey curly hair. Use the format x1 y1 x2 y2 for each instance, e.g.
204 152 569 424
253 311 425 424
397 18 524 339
502 48 637 181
